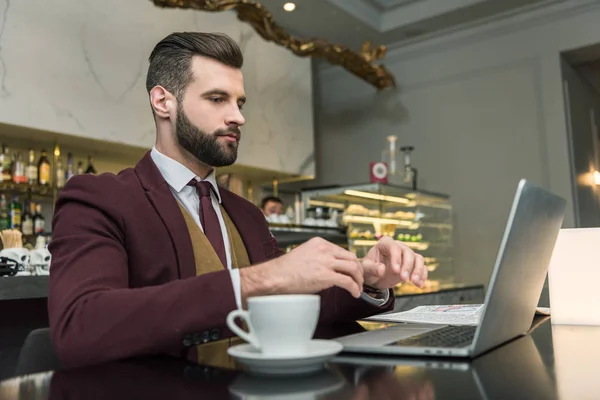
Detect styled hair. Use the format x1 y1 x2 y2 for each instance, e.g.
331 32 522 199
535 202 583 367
261 196 283 209
145 32 243 101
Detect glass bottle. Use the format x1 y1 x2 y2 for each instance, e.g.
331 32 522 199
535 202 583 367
21 200 34 236
383 135 398 175
400 146 418 190
381 135 401 184
9 194 21 230
12 153 26 184
66 153 75 181
2 145 12 182
38 149 51 186
26 149 37 185
0 194 8 230
85 155 97 174
56 158 65 188
33 204 45 234
77 161 84 175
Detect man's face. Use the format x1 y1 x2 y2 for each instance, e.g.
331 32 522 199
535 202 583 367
175 56 246 167
264 201 283 216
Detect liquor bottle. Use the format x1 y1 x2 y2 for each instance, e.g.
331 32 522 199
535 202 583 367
21 200 34 236
0 194 8 230
33 204 45 234
12 153 26 184
37 149 51 186
9 194 21 230
77 161 84 175
85 156 97 174
26 149 37 185
66 153 75 181
2 145 12 182
56 158 65 188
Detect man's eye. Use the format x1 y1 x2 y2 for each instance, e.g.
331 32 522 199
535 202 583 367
210 97 224 103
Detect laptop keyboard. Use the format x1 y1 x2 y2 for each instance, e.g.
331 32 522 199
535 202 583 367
393 325 477 348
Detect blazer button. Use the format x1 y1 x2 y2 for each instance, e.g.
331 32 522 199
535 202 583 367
202 330 210 343
193 333 203 345
182 334 193 347
210 329 220 341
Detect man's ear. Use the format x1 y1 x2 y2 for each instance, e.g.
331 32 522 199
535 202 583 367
149 86 176 119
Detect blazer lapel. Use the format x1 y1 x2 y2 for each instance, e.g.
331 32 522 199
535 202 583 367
135 152 196 279
220 190 266 265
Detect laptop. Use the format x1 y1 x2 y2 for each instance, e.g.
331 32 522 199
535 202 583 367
335 179 566 358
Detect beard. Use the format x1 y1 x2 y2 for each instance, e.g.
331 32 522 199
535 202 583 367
175 106 240 167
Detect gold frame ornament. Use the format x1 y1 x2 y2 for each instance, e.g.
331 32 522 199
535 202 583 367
151 0 396 90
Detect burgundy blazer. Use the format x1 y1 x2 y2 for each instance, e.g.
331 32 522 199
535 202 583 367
48 151 394 368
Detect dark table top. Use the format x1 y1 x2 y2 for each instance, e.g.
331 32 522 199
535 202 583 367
1 316 597 399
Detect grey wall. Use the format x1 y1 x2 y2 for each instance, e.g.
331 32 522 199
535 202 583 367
312 3 600 287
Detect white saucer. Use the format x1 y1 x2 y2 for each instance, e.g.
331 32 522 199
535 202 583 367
227 339 343 377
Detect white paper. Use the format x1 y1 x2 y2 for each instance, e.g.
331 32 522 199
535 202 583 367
365 305 551 326
365 304 484 326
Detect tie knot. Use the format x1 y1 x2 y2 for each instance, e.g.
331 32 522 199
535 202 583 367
189 179 213 198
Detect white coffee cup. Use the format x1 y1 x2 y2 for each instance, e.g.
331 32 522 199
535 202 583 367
226 294 320 356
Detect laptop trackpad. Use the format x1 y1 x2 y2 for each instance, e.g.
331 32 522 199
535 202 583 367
335 324 445 347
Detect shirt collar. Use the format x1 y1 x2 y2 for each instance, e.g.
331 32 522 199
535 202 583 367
150 147 222 203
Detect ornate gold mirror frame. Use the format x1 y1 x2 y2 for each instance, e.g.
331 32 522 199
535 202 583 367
151 0 396 90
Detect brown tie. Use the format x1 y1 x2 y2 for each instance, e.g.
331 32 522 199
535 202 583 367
189 180 227 268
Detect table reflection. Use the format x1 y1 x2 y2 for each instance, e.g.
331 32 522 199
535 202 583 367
1 318 593 400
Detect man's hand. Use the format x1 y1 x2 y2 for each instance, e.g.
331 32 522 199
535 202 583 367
240 237 365 302
362 236 427 289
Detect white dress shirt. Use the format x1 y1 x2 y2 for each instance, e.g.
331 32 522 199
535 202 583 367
150 147 389 309
150 147 242 309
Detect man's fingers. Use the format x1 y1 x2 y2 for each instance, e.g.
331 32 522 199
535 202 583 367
400 245 416 282
331 259 364 289
361 258 386 280
329 272 361 298
412 254 427 287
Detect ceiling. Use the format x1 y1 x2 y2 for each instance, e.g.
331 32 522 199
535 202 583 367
258 0 564 53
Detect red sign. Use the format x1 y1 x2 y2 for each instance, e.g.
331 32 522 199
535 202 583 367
370 162 388 183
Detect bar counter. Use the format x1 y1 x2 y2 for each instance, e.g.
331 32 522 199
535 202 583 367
1 316 596 399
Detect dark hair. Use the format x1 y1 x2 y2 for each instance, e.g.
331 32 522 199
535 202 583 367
261 196 283 209
145 32 243 102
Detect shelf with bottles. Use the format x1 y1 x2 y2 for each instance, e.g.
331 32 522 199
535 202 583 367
301 183 456 289
0 195 49 249
0 142 99 200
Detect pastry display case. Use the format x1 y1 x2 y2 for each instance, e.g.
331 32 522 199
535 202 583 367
301 183 454 295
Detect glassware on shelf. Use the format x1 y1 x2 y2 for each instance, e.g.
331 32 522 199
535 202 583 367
66 153 75 181
400 146 418 190
26 149 37 185
37 149 51 186
381 135 398 176
12 153 26 184
85 156 97 175
9 194 21 230
2 145 12 183
56 158 65 189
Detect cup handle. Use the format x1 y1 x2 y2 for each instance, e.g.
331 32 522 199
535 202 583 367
226 309 261 350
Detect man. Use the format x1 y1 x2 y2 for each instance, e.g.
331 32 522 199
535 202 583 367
260 196 283 217
48 32 427 369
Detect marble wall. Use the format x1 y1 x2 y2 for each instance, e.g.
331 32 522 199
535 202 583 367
0 0 314 176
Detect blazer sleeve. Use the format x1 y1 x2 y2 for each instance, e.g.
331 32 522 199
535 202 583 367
48 176 237 368
259 211 394 323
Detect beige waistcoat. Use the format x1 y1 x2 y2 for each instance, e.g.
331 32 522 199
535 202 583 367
178 203 251 369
